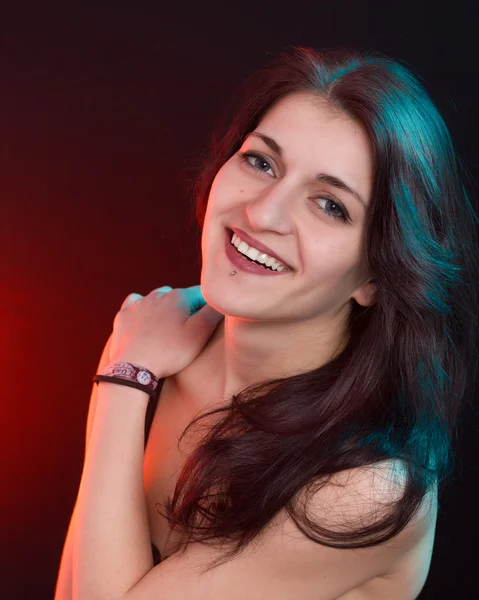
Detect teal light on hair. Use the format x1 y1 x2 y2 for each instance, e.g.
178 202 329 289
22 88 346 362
312 56 362 86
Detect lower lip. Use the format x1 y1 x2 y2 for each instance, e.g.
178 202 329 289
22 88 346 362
224 229 291 276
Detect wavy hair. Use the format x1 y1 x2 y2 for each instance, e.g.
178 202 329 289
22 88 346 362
155 46 479 574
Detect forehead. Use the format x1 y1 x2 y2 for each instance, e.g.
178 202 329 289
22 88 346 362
252 92 375 195
259 91 356 132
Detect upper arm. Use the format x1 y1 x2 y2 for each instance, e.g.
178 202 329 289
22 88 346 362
54 335 114 600
122 460 436 600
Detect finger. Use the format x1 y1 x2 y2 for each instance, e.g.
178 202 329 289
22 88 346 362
151 286 174 294
121 293 144 310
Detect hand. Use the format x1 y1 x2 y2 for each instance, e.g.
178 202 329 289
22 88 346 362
109 285 224 379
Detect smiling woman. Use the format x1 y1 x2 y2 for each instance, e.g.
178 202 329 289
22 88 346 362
56 45 479 600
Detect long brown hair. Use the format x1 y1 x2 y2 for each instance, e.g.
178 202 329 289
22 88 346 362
156 46 479 574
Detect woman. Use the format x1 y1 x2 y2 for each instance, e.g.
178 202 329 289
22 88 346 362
55 46 479 600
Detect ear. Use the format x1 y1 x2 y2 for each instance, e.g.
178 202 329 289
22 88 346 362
351 278 377 307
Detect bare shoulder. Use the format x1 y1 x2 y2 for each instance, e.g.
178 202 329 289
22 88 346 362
284 455 435 545
305 458 437 542
304 458 438 599
274 458 438 599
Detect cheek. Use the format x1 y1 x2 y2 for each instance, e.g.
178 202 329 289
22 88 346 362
309 237 356 271
207 169 234 214
305 245 362 295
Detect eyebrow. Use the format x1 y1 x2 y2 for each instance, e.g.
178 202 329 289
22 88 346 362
246 131 367 210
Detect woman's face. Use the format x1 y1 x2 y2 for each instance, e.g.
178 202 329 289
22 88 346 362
200 91 376 325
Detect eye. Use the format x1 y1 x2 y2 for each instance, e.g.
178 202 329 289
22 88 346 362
238 151 275 176
238 151 351 224
314 197 349 222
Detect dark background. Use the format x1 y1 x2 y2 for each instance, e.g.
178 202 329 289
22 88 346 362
2 2 478 599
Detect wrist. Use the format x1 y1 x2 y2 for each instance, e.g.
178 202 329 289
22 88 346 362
93 361 161 401
96 379 151 401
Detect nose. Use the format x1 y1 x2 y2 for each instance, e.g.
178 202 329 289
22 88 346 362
245 183 296 235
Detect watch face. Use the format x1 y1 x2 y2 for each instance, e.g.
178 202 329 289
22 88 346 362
137 370 152 385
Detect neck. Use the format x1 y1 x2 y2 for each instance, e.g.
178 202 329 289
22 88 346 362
174 313 349 407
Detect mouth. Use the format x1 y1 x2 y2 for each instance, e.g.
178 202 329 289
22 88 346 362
230 226 292 268
224 228 292 276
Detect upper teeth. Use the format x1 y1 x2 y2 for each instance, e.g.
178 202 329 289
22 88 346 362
230 232 288 271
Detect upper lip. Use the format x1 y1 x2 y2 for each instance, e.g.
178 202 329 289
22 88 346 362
229 227 292 269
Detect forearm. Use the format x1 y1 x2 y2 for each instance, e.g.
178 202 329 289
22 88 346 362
72 381 153 600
